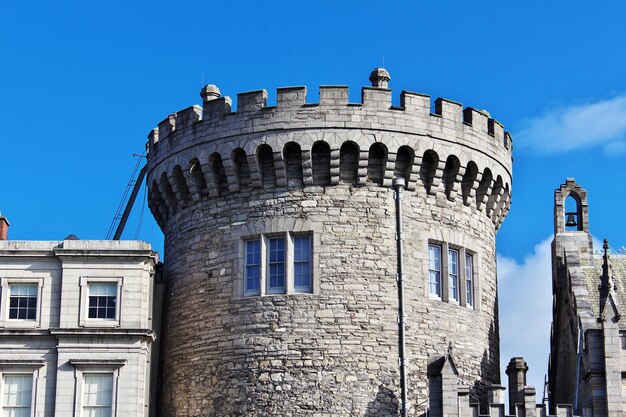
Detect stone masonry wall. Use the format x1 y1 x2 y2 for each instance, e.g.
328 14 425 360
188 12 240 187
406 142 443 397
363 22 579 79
159 184 499 416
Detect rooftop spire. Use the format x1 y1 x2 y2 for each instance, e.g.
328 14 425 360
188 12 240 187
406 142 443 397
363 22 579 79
599 239 620 321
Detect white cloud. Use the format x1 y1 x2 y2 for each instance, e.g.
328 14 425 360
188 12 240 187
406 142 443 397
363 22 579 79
516 95 626 154
498 237 553 401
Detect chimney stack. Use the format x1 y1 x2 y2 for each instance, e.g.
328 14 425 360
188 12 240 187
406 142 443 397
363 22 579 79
0 215 9 240
506 357 529 415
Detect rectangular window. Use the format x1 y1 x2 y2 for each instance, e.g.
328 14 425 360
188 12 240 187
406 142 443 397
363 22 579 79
83 373 113 417
2 374 32 416
293 235 312 292
245 239 261 295
88 283 117 320
267 237 286 293
428 244 441 297
448 249 459 301
9 284 38 320
465 254 474 307
242 233 314 296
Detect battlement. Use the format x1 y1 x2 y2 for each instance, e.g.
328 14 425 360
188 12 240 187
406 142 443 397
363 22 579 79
429 355 576 417
146 69 513 232
147 81 513 158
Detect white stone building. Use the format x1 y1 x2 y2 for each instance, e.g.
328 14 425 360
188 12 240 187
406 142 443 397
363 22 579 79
0 218 160 417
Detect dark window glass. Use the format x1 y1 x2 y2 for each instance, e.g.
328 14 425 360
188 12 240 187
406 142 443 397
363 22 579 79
88 283 117 319
8 284 37 320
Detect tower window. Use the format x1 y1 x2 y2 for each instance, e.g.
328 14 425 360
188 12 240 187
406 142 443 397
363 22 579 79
293 235 312 292
448 249 459 301
428 240 477 309
245 239 261 295
267 237 286 294
465 254 474 307
428 244 442 297
243 233 314 296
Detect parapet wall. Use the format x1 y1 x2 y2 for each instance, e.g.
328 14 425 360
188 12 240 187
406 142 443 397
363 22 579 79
146 76 513 232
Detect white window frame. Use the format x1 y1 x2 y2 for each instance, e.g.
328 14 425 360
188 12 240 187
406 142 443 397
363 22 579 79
428 244 442 299
292 234 313 293
244 239 262 296
70 359 125 417
82 373 114 417
426 239 479 311
0 360 45 417
448 248 459 303
0 278 44 328
241 232 314 297
266 235 287 295
79 277 123 327
465 252 475 309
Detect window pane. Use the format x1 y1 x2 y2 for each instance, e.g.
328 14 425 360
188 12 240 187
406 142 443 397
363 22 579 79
83 374 113 417
88 283 117 320
449 249 459 301
268 238 285 292
3 374 32 415
8 284 37 321
466 254 474 307
428 245 441 296
245 240 261 294
294 236 312 291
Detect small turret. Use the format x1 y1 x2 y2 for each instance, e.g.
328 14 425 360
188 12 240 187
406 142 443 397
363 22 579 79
369 67 391 88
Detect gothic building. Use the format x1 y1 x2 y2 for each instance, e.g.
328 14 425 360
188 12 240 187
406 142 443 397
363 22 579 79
549 179 626 416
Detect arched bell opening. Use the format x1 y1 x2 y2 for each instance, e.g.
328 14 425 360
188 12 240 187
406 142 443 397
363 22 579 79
564 194 582 231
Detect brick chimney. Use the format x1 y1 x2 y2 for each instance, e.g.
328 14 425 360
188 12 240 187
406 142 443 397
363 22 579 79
0 215 9 240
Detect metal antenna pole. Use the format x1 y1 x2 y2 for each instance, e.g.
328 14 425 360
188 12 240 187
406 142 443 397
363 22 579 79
393 177 409 417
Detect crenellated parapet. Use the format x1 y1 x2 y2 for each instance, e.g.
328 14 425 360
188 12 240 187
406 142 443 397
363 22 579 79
146 69 513 232
429 355 578 417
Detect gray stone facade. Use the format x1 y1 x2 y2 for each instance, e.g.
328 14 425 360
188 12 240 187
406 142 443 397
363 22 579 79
0 238 160 416
147 69 513 416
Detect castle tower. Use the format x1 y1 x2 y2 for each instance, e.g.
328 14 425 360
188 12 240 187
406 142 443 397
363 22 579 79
146 69 513 416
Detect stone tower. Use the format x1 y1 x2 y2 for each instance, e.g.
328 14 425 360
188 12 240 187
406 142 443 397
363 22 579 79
146 69 513 416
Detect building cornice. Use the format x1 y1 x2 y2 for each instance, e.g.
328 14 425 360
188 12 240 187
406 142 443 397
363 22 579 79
50 327 156 341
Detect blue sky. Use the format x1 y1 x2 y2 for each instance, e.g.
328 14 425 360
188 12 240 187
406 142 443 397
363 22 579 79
2 0 626 403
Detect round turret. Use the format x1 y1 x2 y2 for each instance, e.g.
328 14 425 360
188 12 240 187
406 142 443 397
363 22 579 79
147 69 513 416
